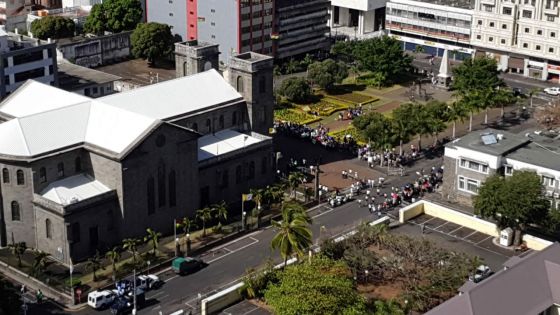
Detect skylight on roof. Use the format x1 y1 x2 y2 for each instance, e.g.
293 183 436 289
482 133 497 145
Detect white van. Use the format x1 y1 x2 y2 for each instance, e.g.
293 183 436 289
87 290 115 309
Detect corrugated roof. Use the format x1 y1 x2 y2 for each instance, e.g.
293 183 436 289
198 130 264 161
0 70 241 159
40 173 111 205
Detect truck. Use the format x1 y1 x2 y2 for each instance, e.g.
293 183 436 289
110 288 145 315
137 274 162 290
87 290 115 309
172 257 204 275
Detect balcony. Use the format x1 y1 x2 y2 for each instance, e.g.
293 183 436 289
543 6 559 16
480 0 496 5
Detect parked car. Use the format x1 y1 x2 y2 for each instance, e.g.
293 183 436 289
87 290 115 309
137 274 163 290
512 87 524 97
469 265 493 283
172 257 204 275
544 87 560 95
110 288 145 315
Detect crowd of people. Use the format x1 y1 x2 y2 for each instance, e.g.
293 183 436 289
275 121 359 152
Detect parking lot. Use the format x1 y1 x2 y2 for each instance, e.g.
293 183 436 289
221 300 271 315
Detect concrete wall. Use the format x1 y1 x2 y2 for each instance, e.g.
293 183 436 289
522 234 553 251
57 32 131 68
146 0 187 41
201 282 244 315
398 201 424 223
197 0 238 63
172 102 248 135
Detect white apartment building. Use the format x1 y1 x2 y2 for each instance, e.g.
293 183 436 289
472 0 560 81
329 0 388 39
386 0 475 60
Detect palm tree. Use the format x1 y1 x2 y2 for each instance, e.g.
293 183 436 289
196 207 214 237
31 251 50 277
270 202 312 267
144 228 161 256
178 217 196 242
287 172 304 199
85 251 103 282
446 102 468 139
105 247 121 281
122 238 141 264
211 201 228 232
250 188 265 227
8 242 27 268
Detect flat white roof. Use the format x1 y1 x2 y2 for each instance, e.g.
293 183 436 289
198 129 263 161
99 69 242 120
40 174 111 206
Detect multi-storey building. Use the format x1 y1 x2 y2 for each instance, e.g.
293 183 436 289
472 0 560 80
328 0 388 39
146 0 274 63
274 0 331 60
0 28 58 98
386 0 475 60
442 129 560 208
0 50 275 264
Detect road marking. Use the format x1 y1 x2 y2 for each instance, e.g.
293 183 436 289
165 275 179 283
206 238 260 264
148 291 166 299
223 247 233 253
476 236 492 245
152 305 162 310
422 217 436 225
434 221 448 230
463 230 478 240
205 230 262 252
449 225 464 235
311 206 336 219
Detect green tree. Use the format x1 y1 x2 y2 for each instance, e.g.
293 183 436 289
131 22 174 65
31 16 75 40
474 171 551 245
264 255 367 315
85 251 103 282
424 100 449 145
144 228 161 256
446 101 469 138
196 207 214 237
351 36 412 86
0 276 22 314
177 217 196 240
211 201 228 231
373 300 405 315
353 112 396 159
270 202 312 266
105 247 121 281
31 251 50 277
391 103 417 154
277 77 312 103
8 242 27 268
122 238 141 264
452 57 506 130
84 0 143 34
307 59 348 90
287 172 304 199
250 188 266 228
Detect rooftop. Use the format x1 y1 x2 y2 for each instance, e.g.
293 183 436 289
198 130 265 161
389 0 475 10
506 139 560 172
426 243 560 315
57 62 121 91
40 173 111 206
446 128 530 156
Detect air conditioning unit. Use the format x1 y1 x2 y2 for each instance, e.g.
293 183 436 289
554 193 560 199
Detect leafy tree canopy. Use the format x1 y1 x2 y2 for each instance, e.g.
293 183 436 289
31 16 75 40
452 57 504 96
353 112 396 150
131 22 174 64
474 170 551 232
277 77 312 103
84 0 143 34
264 255 367 315
307 59 348 90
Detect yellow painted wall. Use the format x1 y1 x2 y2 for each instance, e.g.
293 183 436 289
422 202 500 237
399 202 424 223
523 234 553 251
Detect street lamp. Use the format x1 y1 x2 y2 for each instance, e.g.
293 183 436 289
175 238 180 257
147 261 151 275
364 270 369 283
69 264 74 305
186 233 191 257
242 211 247 231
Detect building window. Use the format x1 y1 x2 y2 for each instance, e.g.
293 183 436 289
542 176 555 187
502 7 512 14
232 111 237 125
169 12 173 16
489 22 495 27
169 170 176 207
476 35 482 40
537 29 543 35
549 47 555 53
2 168 9 183
206 119 211 132
523 42 529 48
236 76 244 93
522 10 532 18
501 39 506 44
219 115 224 129
236 165 242 184
16 170 24 185
536 45 542 50
11 201 20 221
504 165 513 176
458 176 480 194
39 167 46 183
147 177 155 214
75 157 82 172
46 219 52 239
551 32 556 38
525 27 530 33
158 163 166 208
489 36 494 42
107 210 114 231
502 24 507 29
57 163 64 178
221 170 229 188
248 161 255 179
261 156 267 174
71 222 80 242
459 159 489 173
484 5 493 12
547 15 555 22
259 77 266 94
478 20 483 25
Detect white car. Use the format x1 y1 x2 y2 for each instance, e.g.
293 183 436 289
137 274 162 290
469 265 493 283
87 290 115 309
544 87 560 96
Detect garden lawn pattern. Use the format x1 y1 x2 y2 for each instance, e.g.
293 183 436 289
274 108 321 125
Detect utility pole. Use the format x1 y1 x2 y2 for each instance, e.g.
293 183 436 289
314 157 321 202
132 269 137 315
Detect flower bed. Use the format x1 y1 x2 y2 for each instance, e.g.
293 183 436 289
328 126 366 145
307 101 349 116
274 108 321 125
326 92 377 105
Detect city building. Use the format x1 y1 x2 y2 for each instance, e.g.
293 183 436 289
328 0 388 39
146 0 274 63
471 0 560 81
27 5 91 32
56 31 132 68
442 129 560 208
427 242 560 315
57 61 120 97
0 0 32 32
62 0 100 7
0 50 275 264
274 0 331 60
0 28 58 98
386 0 475 60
